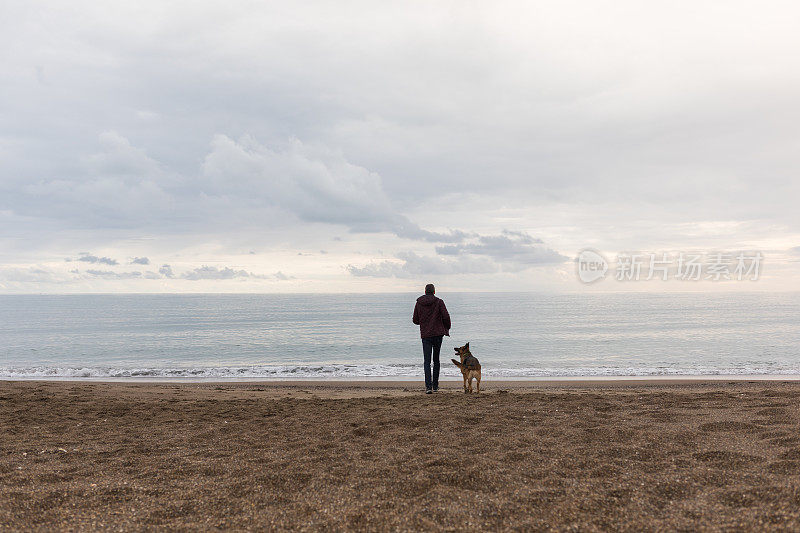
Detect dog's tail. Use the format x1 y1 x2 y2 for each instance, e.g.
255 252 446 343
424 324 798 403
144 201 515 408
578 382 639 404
451 359 465 369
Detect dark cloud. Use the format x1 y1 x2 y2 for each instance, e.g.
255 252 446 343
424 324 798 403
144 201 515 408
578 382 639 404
435 230 568 269
182 266 247 280
347 230 567 278
158 264 174 278
76 253 118 266
130 257 150 265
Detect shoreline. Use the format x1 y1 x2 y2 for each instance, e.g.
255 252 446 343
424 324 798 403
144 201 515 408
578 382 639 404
4 377 800 401
4 374 800 385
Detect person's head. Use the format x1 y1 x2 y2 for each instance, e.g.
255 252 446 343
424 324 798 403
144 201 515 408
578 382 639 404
425 283 435 295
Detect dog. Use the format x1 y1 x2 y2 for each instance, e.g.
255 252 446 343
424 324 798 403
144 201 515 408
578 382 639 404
452 342 481 393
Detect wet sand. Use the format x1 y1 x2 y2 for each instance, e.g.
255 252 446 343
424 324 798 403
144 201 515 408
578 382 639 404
3 379 800 530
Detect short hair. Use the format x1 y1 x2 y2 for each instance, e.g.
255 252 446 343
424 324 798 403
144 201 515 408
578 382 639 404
425 283 435 295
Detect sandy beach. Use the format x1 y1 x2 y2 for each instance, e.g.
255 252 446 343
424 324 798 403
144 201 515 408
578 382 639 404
3 379 800 530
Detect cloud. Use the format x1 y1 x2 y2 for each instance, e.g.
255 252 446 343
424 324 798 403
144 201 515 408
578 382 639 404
130 257 150 265
201 135 467 242
181 266 252 280
348 251 498 278
84 269 142 279
435 230 568 269
5 130 471 244
4 3 800 291
0 267 64 283
348 231 567 278
83 131 163 179
8 132 176 230
181 265 294 281
75 253 118 265
0 263 294 285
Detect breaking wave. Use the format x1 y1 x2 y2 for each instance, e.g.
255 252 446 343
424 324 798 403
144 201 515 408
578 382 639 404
3 363 800 380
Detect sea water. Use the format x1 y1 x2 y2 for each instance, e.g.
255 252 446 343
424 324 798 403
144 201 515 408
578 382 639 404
1 292 799 379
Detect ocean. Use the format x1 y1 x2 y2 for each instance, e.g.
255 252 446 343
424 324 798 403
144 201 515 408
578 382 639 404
1 292 799 380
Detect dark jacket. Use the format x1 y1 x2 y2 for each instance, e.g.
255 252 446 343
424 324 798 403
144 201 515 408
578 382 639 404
412 294 451 339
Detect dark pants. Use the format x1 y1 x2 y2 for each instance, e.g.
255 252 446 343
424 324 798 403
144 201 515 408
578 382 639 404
422 335 443 390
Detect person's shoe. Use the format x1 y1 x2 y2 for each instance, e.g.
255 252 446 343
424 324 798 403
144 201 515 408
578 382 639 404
433 386 439 392
425 389 432 394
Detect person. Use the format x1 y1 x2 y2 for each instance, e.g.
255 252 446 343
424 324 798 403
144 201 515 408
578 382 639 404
412 283 451 394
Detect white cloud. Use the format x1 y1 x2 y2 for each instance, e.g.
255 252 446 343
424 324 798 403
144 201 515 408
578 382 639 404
13 132 176 229
180 265 291 281
348 251 499 278
181 266 254 280
83 269 142 279
83 131 163 179
0 267 66 283
200 134 466 242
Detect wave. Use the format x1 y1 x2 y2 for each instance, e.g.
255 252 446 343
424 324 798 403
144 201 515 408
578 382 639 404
3 363 800 379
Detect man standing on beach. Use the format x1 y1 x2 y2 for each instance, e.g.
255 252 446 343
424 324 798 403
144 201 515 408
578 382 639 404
412 283 451 394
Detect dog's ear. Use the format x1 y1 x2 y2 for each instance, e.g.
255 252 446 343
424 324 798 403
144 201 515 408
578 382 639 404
464 342 469 350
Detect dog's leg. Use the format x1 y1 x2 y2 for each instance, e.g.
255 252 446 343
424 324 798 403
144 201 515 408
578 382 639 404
468 376 473 393
462 375 468 393
476 370 481 393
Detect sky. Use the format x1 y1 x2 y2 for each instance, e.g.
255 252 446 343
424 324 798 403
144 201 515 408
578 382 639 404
1 1 799 293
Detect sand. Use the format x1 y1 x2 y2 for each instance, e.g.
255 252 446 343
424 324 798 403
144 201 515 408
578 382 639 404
3 379 800 531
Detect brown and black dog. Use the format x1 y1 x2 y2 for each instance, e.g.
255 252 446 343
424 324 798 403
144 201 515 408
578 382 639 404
452 342 481 393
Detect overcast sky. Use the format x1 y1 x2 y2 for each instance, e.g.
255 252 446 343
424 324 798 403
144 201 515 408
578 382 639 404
1 1 799 293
